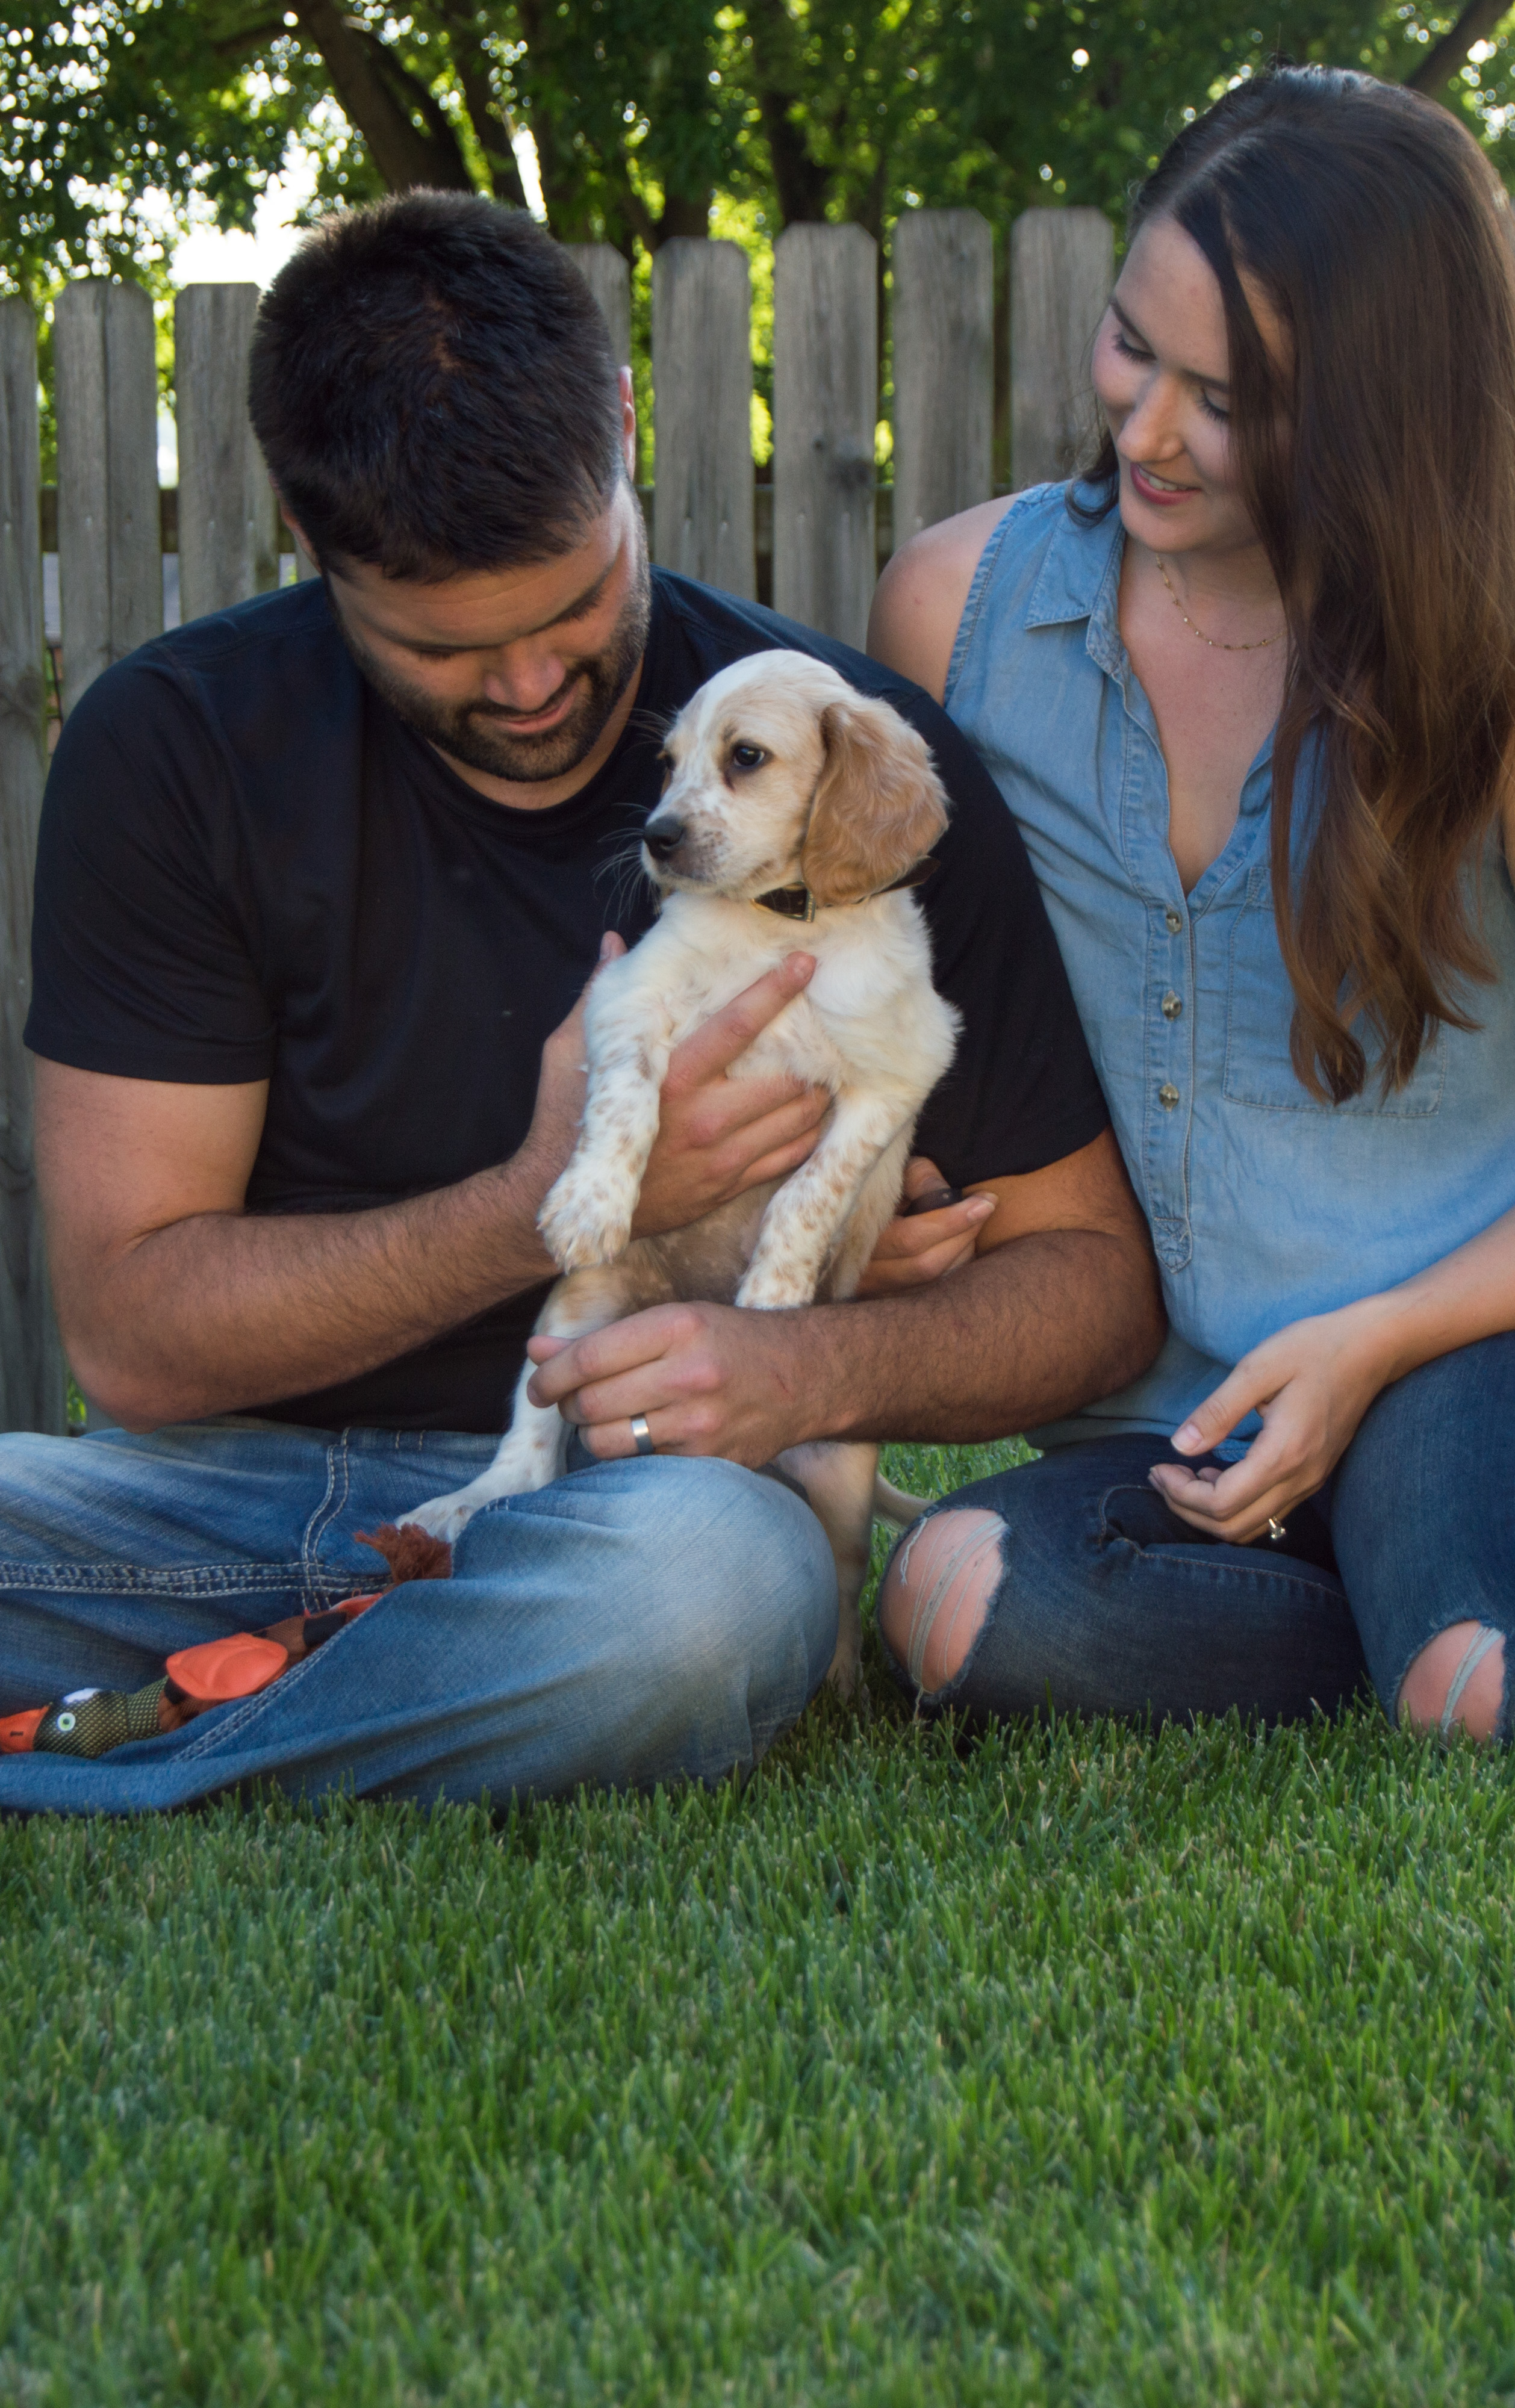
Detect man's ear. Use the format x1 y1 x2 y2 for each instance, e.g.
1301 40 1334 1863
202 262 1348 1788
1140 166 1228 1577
274 494 319 574
618 366 637 482
800 691 950 907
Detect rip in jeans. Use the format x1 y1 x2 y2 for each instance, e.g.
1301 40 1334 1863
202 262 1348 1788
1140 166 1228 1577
892 1511 1006 1697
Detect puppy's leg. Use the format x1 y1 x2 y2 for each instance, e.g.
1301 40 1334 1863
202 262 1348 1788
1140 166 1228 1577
736 1093 916 1311
776 1441 880 1699
824 1132 932 1525
408 1262 663 1542
538 1034 671 1272
818 1127 913 1304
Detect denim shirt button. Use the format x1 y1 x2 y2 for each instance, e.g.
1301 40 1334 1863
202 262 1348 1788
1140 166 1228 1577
1161 990 1183 1020
1158 1082 1180 1109
1164 907 1184 933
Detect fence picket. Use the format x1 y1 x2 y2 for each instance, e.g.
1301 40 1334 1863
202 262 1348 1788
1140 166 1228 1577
773 223 877 649
567 242 632 370
0 300 66 1433
1009 207 1114 491
175 282 279 624
891 209 994 548
652 240 754 599
54 279 161 718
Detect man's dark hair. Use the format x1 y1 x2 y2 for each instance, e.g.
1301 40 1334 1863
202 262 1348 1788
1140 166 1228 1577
248 191 624 580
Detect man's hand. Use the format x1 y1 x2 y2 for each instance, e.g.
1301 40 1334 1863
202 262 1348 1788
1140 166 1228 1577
629 951 831 1237
526 1157 992 1457
511 938 831 1243
529 1302 802 1466
854 1155 994 1297
530 1128 1165 1460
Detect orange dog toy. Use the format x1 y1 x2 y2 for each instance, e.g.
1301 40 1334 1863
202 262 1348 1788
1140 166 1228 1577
0 1522 451 1760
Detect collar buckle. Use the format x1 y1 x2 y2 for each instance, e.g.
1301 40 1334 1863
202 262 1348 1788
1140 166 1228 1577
751 885 818 922
750 860 936 922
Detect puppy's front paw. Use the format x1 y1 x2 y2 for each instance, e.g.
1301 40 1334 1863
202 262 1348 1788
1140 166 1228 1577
407 1490 479 1546
538 1163 635 1271
735 1261 817 1311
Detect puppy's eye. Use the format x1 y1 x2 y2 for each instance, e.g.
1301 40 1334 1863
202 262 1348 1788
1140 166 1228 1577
730 743 767 772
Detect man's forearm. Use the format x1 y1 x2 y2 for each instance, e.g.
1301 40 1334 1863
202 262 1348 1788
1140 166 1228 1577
69 1154 557 1430
792 1226 1164 1445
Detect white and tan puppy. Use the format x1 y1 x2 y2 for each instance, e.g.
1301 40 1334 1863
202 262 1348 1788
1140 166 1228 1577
411 650 960 1692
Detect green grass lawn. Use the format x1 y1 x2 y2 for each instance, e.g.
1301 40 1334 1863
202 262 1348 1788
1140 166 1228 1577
3 1438 1514 2406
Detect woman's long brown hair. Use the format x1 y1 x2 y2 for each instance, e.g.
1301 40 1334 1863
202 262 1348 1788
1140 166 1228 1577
1076 66 1515 1102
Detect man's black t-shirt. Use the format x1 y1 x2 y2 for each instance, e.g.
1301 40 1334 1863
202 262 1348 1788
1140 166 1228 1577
26 570 1109 1431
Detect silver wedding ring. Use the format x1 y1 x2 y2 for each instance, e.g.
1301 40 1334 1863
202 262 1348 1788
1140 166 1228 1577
629 1413 656 1457
1266 1516 1286 1544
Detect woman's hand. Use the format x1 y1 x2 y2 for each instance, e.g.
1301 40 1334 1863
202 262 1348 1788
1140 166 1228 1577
1147 1297 1400 1544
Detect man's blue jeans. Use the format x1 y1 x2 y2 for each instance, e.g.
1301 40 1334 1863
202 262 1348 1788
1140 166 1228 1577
886 1336 1515 1735
0 1420 839 1815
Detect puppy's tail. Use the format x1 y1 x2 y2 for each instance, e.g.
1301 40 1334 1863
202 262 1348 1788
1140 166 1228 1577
873 1476 932 1528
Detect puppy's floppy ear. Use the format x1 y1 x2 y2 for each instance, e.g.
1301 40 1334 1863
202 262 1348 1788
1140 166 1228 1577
800 690 951 907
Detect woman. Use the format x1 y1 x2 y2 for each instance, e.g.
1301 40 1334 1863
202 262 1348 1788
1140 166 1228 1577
869 65 1515 1741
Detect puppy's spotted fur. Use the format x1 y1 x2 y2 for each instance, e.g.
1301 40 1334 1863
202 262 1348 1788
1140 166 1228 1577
411 651 961 1694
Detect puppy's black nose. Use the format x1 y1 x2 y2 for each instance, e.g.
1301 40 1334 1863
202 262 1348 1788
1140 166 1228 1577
643 819 685 863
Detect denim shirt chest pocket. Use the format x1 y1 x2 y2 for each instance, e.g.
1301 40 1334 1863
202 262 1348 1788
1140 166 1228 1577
1222 863 1446 1117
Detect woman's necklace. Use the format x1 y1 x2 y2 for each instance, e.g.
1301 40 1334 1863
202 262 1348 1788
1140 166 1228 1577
1154 553 1284 652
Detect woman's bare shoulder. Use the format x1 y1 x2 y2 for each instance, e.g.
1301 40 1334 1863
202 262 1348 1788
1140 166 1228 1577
866 496 1015 704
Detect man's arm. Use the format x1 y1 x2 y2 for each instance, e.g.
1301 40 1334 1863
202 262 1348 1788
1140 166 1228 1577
38 949 832 1432
526 1126 1165 1460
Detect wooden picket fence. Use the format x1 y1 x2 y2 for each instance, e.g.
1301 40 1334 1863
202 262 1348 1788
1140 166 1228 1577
0 205 1113 1435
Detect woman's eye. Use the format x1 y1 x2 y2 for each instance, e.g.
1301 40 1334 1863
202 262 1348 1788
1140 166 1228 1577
1112 327 1153 364
730 743 767 771
1198 392 1230 423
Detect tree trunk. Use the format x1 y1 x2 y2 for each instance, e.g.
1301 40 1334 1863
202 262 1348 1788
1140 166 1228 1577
747 0 833 225
293 0 474 190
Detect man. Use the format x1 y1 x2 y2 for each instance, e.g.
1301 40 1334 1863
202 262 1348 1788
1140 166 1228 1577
0 193 1161 1812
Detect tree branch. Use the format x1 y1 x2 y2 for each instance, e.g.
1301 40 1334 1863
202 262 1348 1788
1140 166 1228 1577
291 0 473 190
431 1 529 206
211 19 287 58
1406 0 1515 101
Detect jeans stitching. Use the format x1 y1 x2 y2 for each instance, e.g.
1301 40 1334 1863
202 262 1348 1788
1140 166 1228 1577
300 1435 349 1607
1104 1542 1349 1603
299 1439 337 1595
0 1560 325 1597
1093 1481 1344 1598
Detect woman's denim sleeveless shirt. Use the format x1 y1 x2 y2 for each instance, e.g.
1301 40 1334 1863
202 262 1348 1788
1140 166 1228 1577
947 483 1515 1447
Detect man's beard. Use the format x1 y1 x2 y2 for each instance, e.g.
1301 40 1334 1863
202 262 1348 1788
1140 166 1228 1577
336 541 652 787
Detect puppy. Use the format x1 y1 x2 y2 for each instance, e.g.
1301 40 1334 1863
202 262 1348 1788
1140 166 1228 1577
411 650 961 1693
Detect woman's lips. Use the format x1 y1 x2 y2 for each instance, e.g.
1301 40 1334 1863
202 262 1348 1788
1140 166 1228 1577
1128 460 1199 507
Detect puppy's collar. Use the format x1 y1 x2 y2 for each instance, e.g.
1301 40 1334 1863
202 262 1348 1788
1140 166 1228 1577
751 860 938 922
